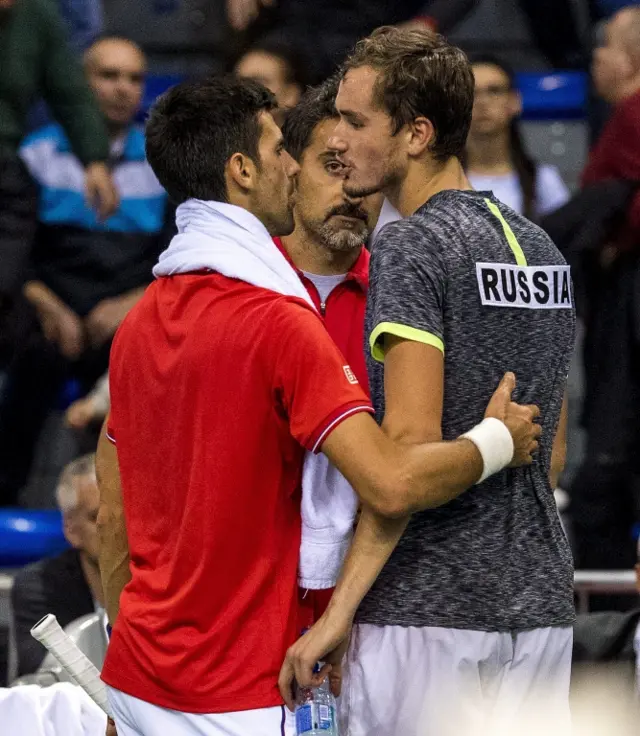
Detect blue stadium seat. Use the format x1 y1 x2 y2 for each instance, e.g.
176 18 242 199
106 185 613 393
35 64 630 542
516 71 588 121
0 510 69 567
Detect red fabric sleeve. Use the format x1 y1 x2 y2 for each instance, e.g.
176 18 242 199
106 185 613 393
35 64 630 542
582 97 640 235
272 302 373 453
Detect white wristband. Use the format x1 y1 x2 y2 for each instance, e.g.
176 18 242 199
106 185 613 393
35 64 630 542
461 417 514 483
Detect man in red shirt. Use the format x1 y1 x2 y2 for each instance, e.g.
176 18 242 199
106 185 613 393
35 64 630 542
96 76 540 736
571 6 640 585
276 77 381 393
584 6 640 245
276 78 381 623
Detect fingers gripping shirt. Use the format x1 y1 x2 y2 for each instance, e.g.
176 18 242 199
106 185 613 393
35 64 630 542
360 189 576 631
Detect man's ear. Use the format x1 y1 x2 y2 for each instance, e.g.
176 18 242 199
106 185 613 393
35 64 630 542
63 514 81 549
406 116 435 157
226 152 257 195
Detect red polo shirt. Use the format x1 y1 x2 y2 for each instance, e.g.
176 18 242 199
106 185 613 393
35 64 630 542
273 238 370 392
273 239 370 621
101 272 372 713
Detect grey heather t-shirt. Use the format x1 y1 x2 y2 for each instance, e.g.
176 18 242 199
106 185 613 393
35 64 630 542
358 189 576 632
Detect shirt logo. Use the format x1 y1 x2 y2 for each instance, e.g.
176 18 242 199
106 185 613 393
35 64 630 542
475 263 572 310
343 365 358 385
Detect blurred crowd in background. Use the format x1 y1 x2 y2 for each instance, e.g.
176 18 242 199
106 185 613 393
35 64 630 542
2 0 640 719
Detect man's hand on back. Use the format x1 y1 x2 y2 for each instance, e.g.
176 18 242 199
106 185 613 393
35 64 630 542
484 372 541 467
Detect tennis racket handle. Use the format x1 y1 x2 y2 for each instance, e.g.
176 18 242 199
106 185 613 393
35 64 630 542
31 613 112 716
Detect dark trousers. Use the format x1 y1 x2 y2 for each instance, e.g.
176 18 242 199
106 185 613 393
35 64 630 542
570 460 640 610
0 306 110 506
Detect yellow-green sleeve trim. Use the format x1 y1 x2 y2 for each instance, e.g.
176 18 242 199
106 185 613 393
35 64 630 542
369 322 445 363
484 198 528 266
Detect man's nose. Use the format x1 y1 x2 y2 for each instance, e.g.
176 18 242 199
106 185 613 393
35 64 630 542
328 134 348 153
328 119 348 153
284 151 300 178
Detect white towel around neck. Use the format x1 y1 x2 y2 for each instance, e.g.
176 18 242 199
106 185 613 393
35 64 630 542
154 199 358 589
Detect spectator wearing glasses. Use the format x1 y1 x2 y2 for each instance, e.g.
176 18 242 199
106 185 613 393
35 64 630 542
371 54 571 243
465 55 570 221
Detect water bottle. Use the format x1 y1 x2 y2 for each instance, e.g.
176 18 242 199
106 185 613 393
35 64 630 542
295 664 338 735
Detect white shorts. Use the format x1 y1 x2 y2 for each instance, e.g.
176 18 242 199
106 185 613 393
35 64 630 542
339 624 573 736
107 687 296 736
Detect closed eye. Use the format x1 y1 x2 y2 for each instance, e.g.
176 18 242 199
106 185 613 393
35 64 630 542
344 115 365 130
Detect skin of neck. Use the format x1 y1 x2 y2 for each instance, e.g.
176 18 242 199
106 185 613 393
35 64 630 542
281 213 361 276
79 550 105 607
466 129 513 174
388 155 472 218
615 71 640 104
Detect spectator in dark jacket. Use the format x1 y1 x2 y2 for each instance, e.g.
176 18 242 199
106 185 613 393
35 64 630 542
11 454 101 676
569 6 640 600
0 37 170 506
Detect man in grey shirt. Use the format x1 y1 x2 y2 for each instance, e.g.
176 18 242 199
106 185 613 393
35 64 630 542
281 27 574 736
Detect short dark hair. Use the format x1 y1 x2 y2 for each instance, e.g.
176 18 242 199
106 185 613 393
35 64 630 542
281 76 339 161
342 26 474 161
234 39 310 91
145 76 277 204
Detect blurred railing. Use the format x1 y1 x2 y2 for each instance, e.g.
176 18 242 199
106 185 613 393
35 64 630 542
574 571 637 614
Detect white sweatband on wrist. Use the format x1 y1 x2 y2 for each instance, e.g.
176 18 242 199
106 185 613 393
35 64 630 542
461 417 514 483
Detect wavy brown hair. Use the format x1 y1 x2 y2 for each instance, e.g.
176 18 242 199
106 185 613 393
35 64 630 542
342 26 475 162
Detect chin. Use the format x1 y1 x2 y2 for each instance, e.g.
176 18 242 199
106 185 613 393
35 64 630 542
343 180 384 199
268 213 296 238
322 226 368 252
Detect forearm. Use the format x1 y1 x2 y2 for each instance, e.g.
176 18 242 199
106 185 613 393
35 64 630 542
324 506 410 625
325 439 482 626
97 502 130 625
400 437 483 512
96 429 131 625
24 280 61 310
43 45 109 165
121 286 146 308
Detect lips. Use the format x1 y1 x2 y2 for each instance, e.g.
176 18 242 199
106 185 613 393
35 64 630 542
331 212 367 223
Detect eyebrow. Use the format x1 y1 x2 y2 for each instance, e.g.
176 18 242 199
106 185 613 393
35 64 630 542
98 66 145 77
338 108 366 123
